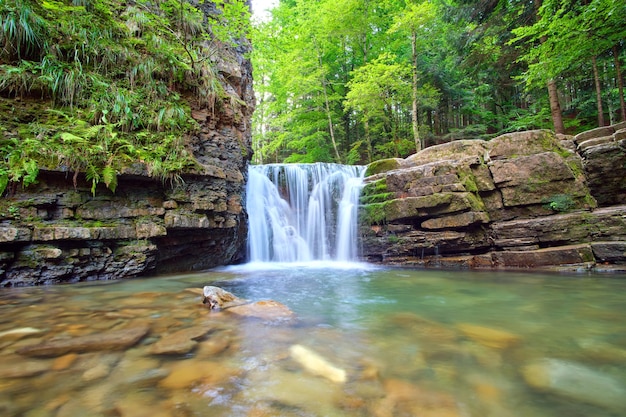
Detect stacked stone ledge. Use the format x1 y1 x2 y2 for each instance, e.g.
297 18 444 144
360 124 626 271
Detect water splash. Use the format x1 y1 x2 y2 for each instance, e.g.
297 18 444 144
246 163 366 263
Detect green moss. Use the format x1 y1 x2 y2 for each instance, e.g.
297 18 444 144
466 193 487 212
365 159 401 177
360 202 387 225
360 178 394 205
360 192 394 205
362 178 388 195
457 168 479 193
583 193 597 209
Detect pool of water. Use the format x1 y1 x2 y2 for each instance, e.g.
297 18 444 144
1 265 625 417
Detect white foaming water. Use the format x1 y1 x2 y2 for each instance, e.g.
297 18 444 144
246 163 366 263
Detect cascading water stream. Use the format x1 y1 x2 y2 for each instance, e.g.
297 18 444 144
246 163 366 263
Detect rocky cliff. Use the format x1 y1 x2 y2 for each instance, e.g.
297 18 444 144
360 124 626 271
0 31 254 285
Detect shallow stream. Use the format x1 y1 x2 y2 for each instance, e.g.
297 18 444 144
1 265 625 417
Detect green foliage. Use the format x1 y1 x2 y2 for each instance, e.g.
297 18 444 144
252 0 626 164
0 0 247 193
542 194 576 213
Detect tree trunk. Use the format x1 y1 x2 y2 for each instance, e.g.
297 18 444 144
547 79 565 134
315 44 341 163
364 115 373 163
535 0 564 134
614 45 626 122
592 56 605 127
411 30 421 153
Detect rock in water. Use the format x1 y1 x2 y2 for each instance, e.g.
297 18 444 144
16 325 149 357
522 358 626 412
202 286 240 309
289 344 347 384
0 327 44 341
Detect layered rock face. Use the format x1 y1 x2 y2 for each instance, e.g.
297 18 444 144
0 45 254 286
360 124 626 270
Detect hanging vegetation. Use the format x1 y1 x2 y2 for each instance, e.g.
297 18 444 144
0 0 250 195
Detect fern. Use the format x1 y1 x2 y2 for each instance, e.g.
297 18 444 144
101 165 117 193
85 165 100 196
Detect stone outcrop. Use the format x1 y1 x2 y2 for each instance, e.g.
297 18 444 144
0 13 254 286
360 125 626 270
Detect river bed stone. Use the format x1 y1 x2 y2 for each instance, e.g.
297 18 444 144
17 325 150 357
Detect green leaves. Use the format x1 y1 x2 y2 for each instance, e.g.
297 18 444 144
0 0 242 194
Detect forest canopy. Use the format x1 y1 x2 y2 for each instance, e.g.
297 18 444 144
0 0 250 195
250 0 626 164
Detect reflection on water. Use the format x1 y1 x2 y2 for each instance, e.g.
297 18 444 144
1 265 626 417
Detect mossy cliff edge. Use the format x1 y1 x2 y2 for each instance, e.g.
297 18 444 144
0 0 254 285
360 126 626 271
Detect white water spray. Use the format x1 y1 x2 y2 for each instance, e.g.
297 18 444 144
246 163 366 263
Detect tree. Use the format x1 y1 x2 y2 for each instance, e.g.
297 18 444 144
344 54 412 161
389 0 437 152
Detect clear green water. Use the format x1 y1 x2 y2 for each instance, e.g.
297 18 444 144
1 264 625 417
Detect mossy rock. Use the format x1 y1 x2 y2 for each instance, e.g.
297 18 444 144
404 140 489 167
488 130 572 160
365 158 403 177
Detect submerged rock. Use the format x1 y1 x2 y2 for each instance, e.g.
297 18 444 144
0 327 44 341
149 326 209 355
456 323 521 350
373 378 463 417
522 358 626 412
158 360 240 390
226 300 296 323
0 356 50 378
16 325 150 357
242 367 344 415
289 344 347 384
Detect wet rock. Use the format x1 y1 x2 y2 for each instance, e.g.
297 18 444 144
456 323 521 350
202 285 241 309
0 327 44 341
289 344 347 384
17 325 150 357
51 353 78 371
242 368 343 416
522 358 626 412
493 244 594 268
107 355 168 388
195 333 232 357
0 357 49 378
373 378 463 417
226 300 296 323
159 360 240 390
115 394 172 417
149 326 209 355
82 362 111 381
590 241 626 263
576 339 626 363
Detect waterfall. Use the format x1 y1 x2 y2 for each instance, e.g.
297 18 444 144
246 163 366 263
